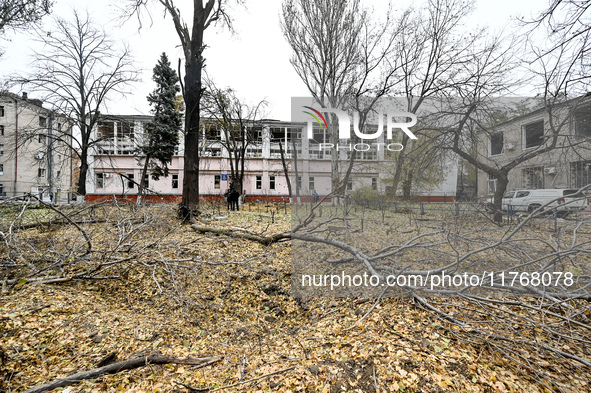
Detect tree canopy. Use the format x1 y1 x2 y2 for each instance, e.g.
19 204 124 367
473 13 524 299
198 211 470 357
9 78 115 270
19 10 138 195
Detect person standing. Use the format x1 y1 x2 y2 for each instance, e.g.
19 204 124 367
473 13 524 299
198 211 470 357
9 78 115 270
231 188 240 211
224 187 232 210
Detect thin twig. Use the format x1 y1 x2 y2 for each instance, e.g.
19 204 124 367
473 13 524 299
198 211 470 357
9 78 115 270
210 366 296 392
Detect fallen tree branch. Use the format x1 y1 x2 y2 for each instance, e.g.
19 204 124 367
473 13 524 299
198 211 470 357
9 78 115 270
23 355 222 393
11 218 105 231
4 276 61 285
192 225 291 245
29 195 92 257
210 365 296 392
5 275 120 286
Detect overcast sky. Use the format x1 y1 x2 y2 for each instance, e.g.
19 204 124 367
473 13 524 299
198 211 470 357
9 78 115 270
0 0 545 120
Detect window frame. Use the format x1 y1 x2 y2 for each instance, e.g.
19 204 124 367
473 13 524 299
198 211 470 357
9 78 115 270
574 106 591 137
522 166 545 189
570 161 591 188
127 173 135 189
523 120 544 149
489 132 504 156
96 173 104 188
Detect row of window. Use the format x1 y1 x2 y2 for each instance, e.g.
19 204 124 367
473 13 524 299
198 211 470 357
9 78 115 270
95 173 179 189
488 161 591 193
35 168 62 179
212 175 378 193
1 165 63 179
213 175 277 190
0 165 63 179
490 110 591 156
489 121 545 155
97 121 134 140
0 107 60 129
201 146 385 161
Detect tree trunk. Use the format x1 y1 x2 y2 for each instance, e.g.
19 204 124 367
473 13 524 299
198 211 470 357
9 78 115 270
493 174 509 223
390 133 409 198
292 140 301 204
138 153 151 204
181 65 202 218
77 147 88 196
330 118 340 205
238 148 245 195
279 141 292 198
402 171 413 200
179 1 215 220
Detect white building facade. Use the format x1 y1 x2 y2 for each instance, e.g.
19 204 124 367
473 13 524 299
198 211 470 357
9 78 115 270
0 92 73 202
87 116 459 203
477 96 591 199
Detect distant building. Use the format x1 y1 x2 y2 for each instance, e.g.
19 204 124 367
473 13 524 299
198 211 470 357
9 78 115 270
0 92 74 202
86 115 459 202
477 96 591 198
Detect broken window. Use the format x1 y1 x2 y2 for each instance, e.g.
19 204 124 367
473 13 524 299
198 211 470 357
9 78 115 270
524 121 544 148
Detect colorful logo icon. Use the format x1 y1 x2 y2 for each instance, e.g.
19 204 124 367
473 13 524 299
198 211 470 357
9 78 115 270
302 106 328 130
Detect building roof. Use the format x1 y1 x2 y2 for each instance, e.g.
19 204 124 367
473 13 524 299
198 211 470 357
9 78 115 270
493 94 591 129
0 91 45 109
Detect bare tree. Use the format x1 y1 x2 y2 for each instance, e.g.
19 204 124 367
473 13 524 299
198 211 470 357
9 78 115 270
431 0 591 221
16 10 138 196
201 77 267 194
394 129 449 199
0 0 51 36
281 0 402 196
125 0 239 221
281 0 504 202
525 0 591 96
385 0 494 197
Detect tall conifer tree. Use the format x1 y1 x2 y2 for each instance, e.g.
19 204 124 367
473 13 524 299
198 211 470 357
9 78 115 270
138 52 183 200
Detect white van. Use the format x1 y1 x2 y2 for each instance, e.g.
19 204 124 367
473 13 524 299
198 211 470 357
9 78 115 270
503 189 588 213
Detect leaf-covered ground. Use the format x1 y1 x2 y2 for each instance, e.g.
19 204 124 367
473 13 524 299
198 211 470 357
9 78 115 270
1 204 589 392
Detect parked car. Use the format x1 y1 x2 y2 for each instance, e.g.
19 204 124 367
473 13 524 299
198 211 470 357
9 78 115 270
485 191 515 212
487 189 589 215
